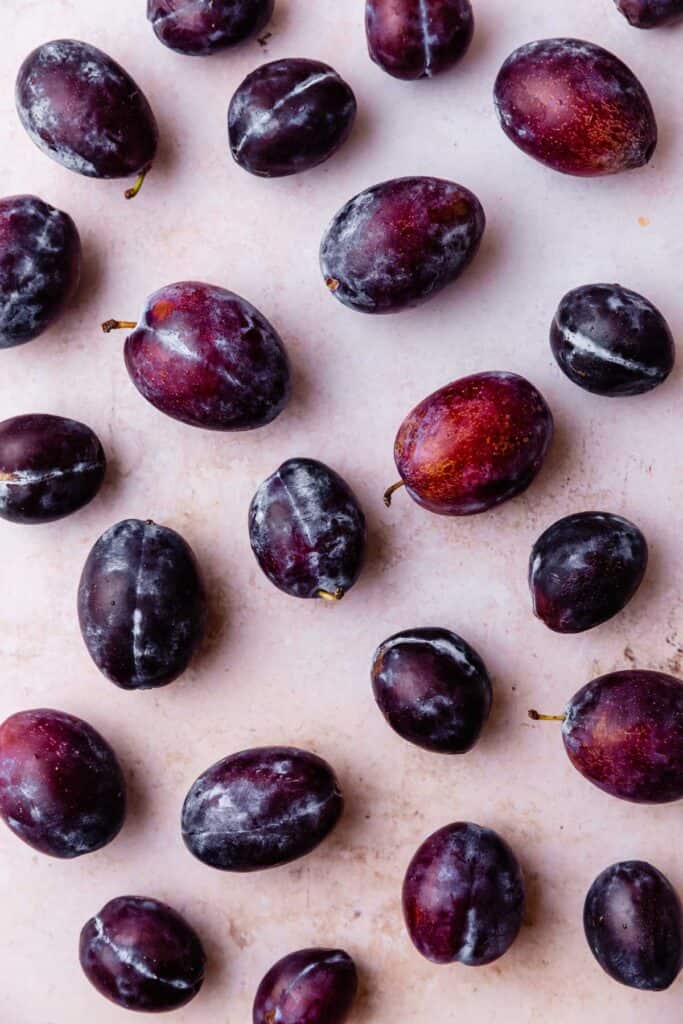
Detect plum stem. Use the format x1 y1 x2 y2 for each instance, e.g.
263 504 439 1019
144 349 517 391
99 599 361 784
528 710 565 722
383 481 404 507
317 588 345 602
124 169 149 200
102 320 137 334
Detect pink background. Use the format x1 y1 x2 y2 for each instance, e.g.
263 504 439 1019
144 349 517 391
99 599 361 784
1 0 682 1020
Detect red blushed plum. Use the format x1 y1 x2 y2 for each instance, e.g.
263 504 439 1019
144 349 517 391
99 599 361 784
249 458 366 601
16 40 158 198
148 0 274 55
253 948 358 1024
584 861 683 990
494 38 657 176
181 747 343 871
385 371 553 515
229 59 356 177
78 519 206 690
320 176 485 314
366 0 474 80
529 512 648 633
80 896 206 1012
0 195 81 348
403 822 525 965
0 709 125 858
0 414 105 524
615 0 683 26
105 281 291 430
371 628 492 753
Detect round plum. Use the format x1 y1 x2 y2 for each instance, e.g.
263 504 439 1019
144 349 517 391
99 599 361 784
182 746 343 871
253 948 358 1024
371 627 492 753
0 708 126 858
229 58 356 177
320 176 485 313
614 0 683 26
0 195 81 348
385 371 553 515
148 0 274 55
494 38 657 176
78 518 206 690
366 0 474 80
80 895 206 1012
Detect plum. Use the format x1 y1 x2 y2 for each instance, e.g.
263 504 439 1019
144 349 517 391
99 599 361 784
371 627 492 753
148 0 274 55
0 195 81 348
78 518 206 690
403 822 525 965
104 281 291 430
320 176 485 313
0 414 105 524
229 58 356 177
16 40 158 198
614 0 683 26
80 895 206 1012
366 0 474 80
253 948 358 1024
182 746 343 871
529 512 648 633
385 371 553 515
494 38 657 175
249 457 366 601
0 708 125 858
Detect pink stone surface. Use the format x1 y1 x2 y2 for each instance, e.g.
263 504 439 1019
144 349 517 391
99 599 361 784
1 0 682 1020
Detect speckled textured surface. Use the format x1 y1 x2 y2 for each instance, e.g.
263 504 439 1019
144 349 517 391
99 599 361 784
1 0 683 1021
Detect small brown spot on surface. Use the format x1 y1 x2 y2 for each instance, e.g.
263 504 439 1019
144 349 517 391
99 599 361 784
638 216 650 227
326 278 340 292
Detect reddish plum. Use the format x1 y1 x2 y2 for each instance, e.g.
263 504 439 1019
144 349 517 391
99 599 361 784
366 0 474 80
0 708 125 858
253 948 358 1024
148 0 274 54
615 0 683 26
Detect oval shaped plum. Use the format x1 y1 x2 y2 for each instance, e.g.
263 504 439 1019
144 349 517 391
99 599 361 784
253 948 358 1024
148 0 274 55
366 0 474 80
614 0 683 27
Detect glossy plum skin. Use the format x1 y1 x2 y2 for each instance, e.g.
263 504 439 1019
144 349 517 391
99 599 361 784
584 861 682 990
0 709 125 858
366 0 473 80
529 512 648 633
494 38 657 176
253 948 358 1024
0 414 105 524
403 822 525 965
371 628 492 753
551 283 675 396
78 518 206 690
229 59 356 178
392 372 553 516
615 0 683 26
182 746 343 871
148 0 274 54
0 195 81 348
320 176 485 314
16 40 158 184
562 671 683 803
249 458 366 601
80 896 206 1012
122 281 291 430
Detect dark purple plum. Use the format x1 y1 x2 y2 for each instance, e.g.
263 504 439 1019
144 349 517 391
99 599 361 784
249 458 366 601
0 414 105 524
584 861 682 990
104 281 291 430
148 0 274 55
494 39 657 176
530 670 683 803
229 59 356 178
182 746 343 871
16 40 158 198
529 512 648 633
403 822 525 965
614 0 683 26
371 628 492 753
78 518 206 690
80 896 206 1012
0 708 125 858
551 283 675 396
366 0 474 80
253 948 358 1024
0 195 81 348
320 176 485 314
